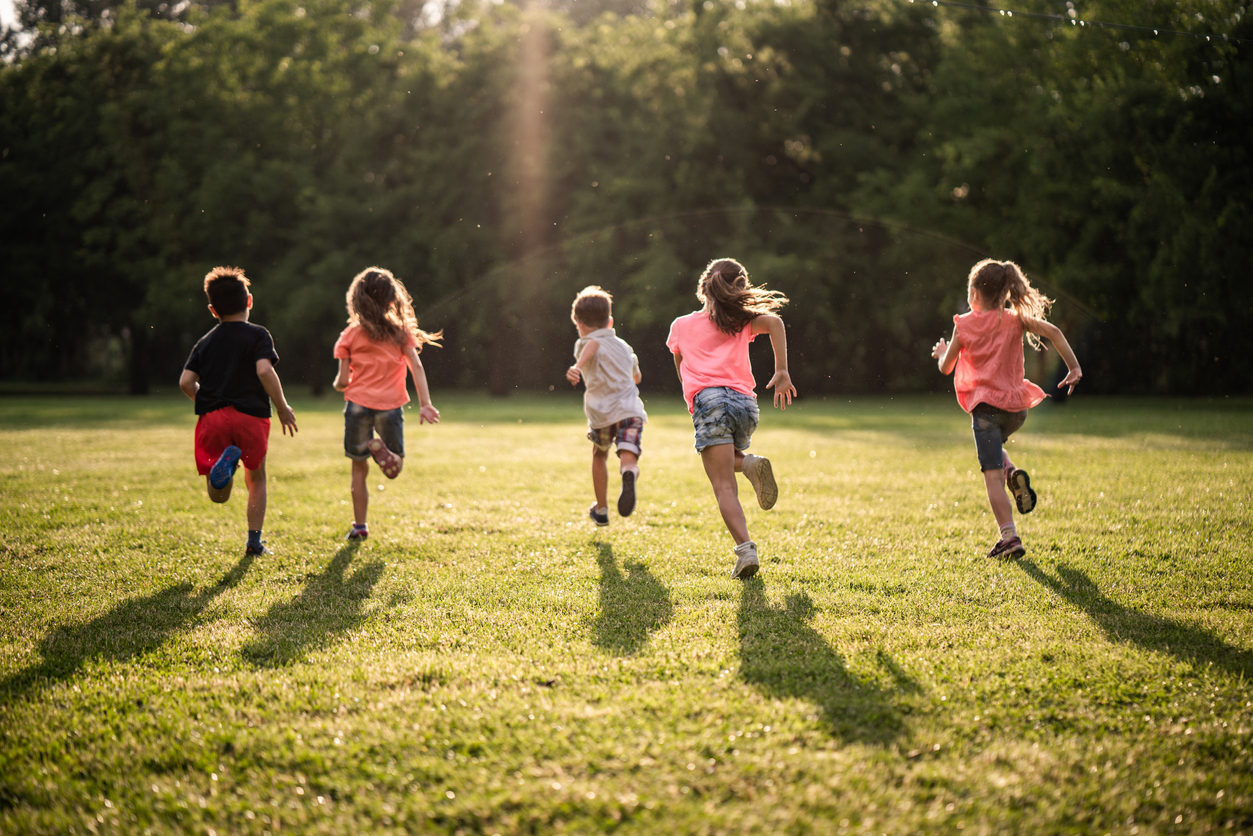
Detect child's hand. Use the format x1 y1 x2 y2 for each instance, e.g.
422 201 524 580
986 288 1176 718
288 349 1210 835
766 370 796 410
931 338 948 360
565 365 582 386
1058 366 1083 395
419 403 440 424
277 404 298 436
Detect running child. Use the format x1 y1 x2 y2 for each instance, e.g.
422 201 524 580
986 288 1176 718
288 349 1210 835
179 266 298 556
666 258 796 579
333 267 441 541
565 286 647 526
931 259 1082 559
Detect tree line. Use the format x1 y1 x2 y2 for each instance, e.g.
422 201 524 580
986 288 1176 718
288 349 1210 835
1 0 1248 396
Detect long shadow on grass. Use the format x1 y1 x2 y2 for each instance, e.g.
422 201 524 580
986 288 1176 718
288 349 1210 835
594 542 673 655
0 554 254 701
737 579 904 743
1018 561 1253 679
241 542 383 667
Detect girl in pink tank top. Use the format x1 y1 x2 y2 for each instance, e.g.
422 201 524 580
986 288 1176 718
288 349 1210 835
931 260 1083 560
667 258 797 579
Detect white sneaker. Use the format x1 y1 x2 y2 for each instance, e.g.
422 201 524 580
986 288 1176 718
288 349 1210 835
741 454 778 510
732 541 759 579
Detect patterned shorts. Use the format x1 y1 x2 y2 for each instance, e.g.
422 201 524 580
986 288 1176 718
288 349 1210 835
692 386 759 452
587 417 644 456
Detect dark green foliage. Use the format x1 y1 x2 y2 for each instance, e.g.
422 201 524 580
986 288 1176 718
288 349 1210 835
0 0 1246 394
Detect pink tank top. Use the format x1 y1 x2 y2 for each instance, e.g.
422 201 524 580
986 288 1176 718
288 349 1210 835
952 310 1046 413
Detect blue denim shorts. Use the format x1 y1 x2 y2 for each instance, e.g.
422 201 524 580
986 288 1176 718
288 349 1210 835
692 387 759 452
344 400 405 460
972 403 1027 472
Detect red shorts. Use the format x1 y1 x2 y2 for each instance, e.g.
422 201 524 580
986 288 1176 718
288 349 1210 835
194 406 271 476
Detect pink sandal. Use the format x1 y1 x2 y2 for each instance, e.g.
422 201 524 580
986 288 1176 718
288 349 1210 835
367 438 402 479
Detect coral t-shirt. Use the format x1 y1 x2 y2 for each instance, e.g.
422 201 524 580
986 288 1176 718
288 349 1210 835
333 325 418 411
666 312 758 414
952 310 1047 413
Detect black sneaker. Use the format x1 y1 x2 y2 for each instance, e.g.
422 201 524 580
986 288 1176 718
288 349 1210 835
588 504 609 527
245 541 272 556
617 470 637 517
1007 468 1037 514
987 536 1025 559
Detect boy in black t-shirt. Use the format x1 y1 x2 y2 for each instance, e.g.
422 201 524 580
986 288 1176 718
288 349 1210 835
179 267 298 555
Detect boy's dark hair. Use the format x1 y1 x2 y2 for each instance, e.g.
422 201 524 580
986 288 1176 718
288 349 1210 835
571 286 612 328
203 266 251 316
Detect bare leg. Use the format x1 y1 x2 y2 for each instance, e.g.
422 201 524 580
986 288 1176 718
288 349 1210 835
733 449 746 472
206 476 232 503
983 469 1014 530
351 458 370 525
591 447 609 509
245 460 267 531
618 450 639 474
701 444 750 545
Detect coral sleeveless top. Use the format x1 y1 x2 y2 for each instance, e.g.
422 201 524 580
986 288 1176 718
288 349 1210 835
952 310 1046 414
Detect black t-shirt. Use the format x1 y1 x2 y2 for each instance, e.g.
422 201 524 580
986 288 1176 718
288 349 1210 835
183 321 280 418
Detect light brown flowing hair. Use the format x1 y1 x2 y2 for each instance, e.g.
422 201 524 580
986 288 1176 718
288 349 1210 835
346 267 442 349
696 257 789 335
968 259 1053 350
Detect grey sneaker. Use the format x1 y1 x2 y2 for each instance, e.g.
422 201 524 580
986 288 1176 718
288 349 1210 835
732 541 759 579
742 454 778 510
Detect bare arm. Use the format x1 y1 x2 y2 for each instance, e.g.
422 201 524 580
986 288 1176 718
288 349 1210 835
179 370 199 401
751 314 796 409
672 350 683 384
932 328 961 375
632 354 642 385
1022 316 1083 393
404 346 440 424
256 358 298 435
566 339 600 386
332 358 351 392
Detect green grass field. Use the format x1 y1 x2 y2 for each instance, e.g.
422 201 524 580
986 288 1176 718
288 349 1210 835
1 392 1251 835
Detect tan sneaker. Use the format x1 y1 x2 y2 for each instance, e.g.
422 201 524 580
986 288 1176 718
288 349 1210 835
732 541 759 579
742 454 778 510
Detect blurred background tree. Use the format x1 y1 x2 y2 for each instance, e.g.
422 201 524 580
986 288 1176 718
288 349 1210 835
0 0 1248 396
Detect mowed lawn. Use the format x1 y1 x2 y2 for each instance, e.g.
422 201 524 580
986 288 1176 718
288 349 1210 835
0 392 1251 835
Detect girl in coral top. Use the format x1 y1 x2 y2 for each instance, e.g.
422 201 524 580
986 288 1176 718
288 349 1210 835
932 259 1082 559
333 267 441 541
667 258 797 579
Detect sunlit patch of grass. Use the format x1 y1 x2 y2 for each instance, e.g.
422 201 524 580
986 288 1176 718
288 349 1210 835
1 393 1251 834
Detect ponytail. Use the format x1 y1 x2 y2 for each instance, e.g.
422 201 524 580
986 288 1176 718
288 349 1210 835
696 257 788 335
968 259 1052 350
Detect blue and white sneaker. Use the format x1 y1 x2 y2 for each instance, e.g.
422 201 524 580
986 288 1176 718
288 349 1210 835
209 446 242 490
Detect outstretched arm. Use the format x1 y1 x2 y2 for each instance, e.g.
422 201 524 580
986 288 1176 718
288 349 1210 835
1023 316 1083 394
751 314 796 409
256 359 298 435
932 328 961 375
404 346 440 424
566 339 600 386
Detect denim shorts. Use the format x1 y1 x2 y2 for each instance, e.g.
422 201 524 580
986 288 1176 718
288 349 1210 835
344 400 405 460
588 416 644 456
972 403 1027 472
692 386 759 452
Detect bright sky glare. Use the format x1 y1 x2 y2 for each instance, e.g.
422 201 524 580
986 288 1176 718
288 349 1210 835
1 0 15 29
